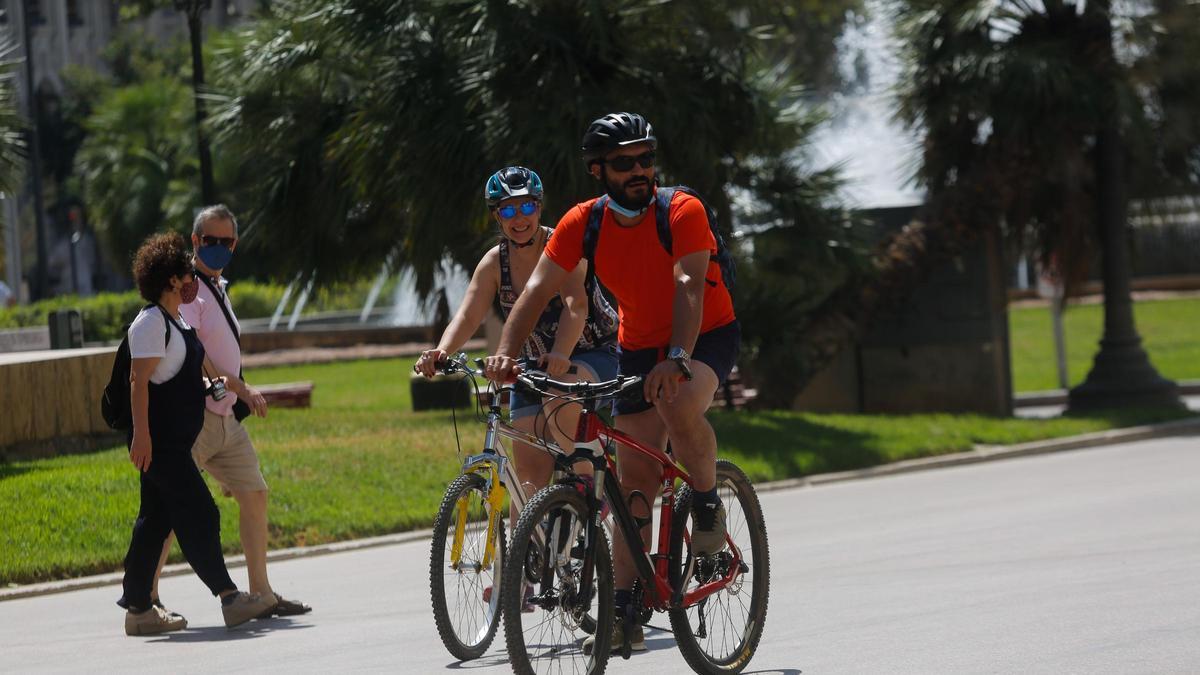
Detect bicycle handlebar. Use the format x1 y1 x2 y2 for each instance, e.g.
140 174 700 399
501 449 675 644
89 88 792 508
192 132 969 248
415 352 578 383
515 371 644 400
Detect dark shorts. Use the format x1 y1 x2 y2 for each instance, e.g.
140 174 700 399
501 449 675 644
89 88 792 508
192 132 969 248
510 343 620 421
614 320 741 416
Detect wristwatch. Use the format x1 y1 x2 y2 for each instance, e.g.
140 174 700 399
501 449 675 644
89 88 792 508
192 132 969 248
667 346 693 381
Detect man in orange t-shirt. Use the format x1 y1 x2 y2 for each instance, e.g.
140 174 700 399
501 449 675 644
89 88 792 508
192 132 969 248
486 112 739 652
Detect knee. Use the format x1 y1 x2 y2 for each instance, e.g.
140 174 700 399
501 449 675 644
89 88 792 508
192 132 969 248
235 490 269 514
663 411 712 443
618 470 658 496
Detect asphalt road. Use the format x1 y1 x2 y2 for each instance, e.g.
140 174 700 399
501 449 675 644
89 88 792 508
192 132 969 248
3 433 1198 674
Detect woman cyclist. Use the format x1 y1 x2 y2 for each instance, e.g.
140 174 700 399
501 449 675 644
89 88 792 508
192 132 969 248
415 166 618 512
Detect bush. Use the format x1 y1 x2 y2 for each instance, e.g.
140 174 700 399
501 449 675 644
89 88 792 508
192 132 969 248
0 291 145 344
0 277 403 343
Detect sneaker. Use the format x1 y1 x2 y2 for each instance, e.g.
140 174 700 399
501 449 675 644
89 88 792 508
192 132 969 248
125 606 187 636
582 618 646 656
222 592 276 628
690 502 727 557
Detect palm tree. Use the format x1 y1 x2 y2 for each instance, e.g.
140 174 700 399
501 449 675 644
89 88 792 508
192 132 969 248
0 37 25 204
210 0 864 406
75 77 200 266
887 0 1200 410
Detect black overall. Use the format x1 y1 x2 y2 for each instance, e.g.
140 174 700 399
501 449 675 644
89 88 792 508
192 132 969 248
118 306 236 611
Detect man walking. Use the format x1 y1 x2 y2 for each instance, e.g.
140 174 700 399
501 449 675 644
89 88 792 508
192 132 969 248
152 205 310 621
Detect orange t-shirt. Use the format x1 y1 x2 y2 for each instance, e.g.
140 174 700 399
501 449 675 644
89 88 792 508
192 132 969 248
545 191 736 351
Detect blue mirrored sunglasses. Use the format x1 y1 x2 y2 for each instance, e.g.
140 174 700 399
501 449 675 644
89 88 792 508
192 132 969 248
497 200 539 219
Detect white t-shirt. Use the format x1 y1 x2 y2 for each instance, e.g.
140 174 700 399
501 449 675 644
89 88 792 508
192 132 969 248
128 306 191 384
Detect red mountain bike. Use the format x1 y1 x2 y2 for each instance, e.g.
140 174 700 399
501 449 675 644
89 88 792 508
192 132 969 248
501 370 770 675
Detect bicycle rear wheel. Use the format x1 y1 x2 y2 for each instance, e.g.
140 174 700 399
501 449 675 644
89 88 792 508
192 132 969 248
429 473 504 661
669 460 770 674
503 484 613 675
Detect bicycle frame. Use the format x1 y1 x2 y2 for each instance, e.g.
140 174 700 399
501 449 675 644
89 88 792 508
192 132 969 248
449 382 574 570
572 398 747 614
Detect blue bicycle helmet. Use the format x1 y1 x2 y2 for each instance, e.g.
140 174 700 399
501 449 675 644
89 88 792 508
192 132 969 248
485 166 544 207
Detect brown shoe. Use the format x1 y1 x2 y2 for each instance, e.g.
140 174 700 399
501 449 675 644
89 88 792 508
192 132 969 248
223 592 276 628
259 594 311 618
125 606 187 636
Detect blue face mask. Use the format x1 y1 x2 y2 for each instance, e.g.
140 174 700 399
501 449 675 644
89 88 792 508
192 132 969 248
197 243 234 271
606 198 648 219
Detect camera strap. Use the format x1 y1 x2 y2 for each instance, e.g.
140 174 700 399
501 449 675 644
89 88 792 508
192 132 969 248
195 271 241 347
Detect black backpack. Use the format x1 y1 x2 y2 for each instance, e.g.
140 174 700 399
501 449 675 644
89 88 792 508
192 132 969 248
100 304 170 431
583 185 737 292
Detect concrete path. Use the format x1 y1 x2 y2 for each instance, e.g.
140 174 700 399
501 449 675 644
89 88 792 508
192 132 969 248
3 433 1198 673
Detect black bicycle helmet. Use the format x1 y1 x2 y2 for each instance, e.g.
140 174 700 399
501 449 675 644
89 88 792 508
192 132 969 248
581 112 657 166
484 166 544 207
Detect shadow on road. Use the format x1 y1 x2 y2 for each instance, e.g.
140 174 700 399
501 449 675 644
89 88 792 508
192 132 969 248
146 617 313 643
443 653 511 669
744 670 802 675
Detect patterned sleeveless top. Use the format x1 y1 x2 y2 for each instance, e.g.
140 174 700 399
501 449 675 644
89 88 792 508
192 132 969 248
498 227 618 360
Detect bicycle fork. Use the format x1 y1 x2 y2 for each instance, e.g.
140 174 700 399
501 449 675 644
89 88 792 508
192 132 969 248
451 449 508 570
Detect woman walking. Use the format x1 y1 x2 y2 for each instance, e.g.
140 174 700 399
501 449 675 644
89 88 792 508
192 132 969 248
116 233 275 635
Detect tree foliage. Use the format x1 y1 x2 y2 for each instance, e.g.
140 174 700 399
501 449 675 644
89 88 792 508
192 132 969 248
207 1 867 406
212 1 858 285
892 0 1200 287
0 37 25 202
75 77 200 267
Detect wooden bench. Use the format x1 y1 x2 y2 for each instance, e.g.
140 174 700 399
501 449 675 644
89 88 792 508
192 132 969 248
256 381 314 408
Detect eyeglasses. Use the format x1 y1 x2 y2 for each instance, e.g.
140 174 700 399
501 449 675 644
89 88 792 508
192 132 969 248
200 235 236 248
496 200 539 220
602 151 656 172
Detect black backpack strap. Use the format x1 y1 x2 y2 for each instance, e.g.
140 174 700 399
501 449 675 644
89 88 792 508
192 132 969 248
155 304 188 346
582 196 608 290
654 187 677 255
196 271 241 346
135 302 171 347
656 186 722 287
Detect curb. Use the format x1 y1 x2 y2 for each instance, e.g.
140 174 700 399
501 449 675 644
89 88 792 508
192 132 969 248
4 415 1198 604
753 415 1200 493
0 529 436 604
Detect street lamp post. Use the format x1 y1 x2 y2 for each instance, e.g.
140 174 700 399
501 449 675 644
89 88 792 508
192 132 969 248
20 0 50 299
175 0 215 204
1067 2 1181 412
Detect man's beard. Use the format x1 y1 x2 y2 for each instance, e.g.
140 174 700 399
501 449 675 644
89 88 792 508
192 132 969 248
605 174 653 211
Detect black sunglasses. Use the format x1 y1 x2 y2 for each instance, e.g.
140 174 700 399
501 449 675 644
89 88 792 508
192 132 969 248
603 151 656 172
200 235 236 248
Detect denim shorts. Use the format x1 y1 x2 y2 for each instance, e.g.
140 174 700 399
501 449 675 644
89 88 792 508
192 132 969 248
614 320 741 416
510 342 620 421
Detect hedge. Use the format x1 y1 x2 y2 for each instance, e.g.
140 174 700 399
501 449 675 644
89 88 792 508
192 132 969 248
0 278 399 343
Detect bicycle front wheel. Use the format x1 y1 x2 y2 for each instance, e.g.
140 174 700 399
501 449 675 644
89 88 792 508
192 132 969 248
429 473 504 661
503 484 613 675
669 459 770 674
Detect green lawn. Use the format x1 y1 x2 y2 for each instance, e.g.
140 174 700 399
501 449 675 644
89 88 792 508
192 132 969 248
1008 297 1200 392
2 355 1194 586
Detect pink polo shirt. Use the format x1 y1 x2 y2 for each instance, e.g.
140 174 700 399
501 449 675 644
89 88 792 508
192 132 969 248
180 274 242 416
